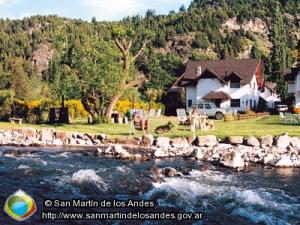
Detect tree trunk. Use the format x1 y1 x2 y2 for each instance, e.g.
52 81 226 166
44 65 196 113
105 93 122 122
81 96 96 118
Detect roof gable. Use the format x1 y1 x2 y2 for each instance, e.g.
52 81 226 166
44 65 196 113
182 58 261 85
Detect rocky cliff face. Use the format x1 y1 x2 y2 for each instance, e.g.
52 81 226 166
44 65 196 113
30 43 54 73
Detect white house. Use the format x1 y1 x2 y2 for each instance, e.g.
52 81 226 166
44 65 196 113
171 59 280 111
286 65 300 107
261 82 281 109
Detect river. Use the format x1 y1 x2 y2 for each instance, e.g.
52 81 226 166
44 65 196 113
0 147 299 225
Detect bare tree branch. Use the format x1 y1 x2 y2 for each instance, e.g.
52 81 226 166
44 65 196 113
133 40 148 61
114 38 126 53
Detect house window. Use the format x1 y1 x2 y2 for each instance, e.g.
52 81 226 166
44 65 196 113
188 99 193 107
231 99 240 108
230 81 240 88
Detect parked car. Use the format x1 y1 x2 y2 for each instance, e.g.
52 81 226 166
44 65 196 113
276 105 288 113
190 102 227 120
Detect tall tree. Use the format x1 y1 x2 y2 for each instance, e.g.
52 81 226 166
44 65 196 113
269 2 289 99
103 25 150 121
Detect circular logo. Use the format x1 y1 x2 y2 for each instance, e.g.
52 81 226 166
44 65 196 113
4 190 37 221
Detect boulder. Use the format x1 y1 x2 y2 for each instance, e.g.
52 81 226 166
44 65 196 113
96 134 106 142
187 135 197 145
19 127 36 138
134 154 143 160
275 134 290 148
263 153 277 164
273 155 294 168
190 148 204 160
119 151 131 160
142 134 154 147
38 129 55 142
104 146 113 154
290 137 300 149
161 167 177 177
76 139 86 145
113 145 124 155
154 148 168 158
171 137 189 148
245 136 260 147
226 136 243 145
220 151 245 168
55 131 73 143
260 135 273 146
53 139 64 146
156 137 170 149
197 135 217 147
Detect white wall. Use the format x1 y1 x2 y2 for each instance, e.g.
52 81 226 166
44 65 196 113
196 78 223 102
296 72 300 92
288 82 295 94
260 88 280 109
296 73 300 107
186 86 196 106
185 74 263 111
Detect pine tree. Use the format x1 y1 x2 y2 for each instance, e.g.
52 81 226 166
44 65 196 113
269 2 289 99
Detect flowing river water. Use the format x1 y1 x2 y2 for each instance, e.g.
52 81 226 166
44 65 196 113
0 146 299 225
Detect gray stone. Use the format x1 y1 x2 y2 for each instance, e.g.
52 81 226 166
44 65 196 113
273 154 293 168
134 154 143 160
38 129 55 141
119 151 131 159
245 136 260 147
142 134 154 147
263 153 277 164
162 167 177 177
171 137 189 148
260 135 273 146
114 145 124 154
55 131 73 143
197 135 217 147
154 148 168 158
19 127 36 138
156 137 170 149
276 135 291 148
53 139 64 146
290 137 300 149
190 148 204 160
221 151 245 168
226 136 243 145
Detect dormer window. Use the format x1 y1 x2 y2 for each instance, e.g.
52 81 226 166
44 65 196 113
230 79 241 88
228 72 242 89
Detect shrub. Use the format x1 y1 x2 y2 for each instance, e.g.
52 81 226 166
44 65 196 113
65 100 89 118
245 108 256 115
0 90 15 120
293 108 300 114
115 100 148 116
224 113 237 122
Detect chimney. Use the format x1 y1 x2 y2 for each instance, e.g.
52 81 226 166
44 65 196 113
196 66 202 76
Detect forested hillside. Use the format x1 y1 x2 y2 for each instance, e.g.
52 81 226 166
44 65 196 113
0 0 299 120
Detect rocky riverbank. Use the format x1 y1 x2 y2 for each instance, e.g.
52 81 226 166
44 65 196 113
0 127 300 169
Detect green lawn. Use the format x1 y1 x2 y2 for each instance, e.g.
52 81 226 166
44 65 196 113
1 116 299 139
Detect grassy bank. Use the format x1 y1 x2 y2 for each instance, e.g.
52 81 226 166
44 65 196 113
1 116 299 139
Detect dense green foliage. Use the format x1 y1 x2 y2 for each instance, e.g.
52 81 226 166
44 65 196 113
0 0 299 119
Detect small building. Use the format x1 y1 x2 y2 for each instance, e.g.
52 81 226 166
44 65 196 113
285 65 300 107
170 59 279 111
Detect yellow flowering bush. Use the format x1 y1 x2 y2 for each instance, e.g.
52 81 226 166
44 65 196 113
115 99 165 116
65 100 89 118
115 100 148 116
293 108 300 114
13 99 89 119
